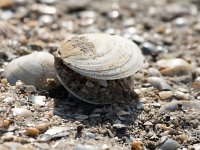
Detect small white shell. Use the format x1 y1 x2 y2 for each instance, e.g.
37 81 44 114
5 52 59 89
56 33 144 80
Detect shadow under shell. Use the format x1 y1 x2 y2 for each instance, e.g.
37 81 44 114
54 58 135 104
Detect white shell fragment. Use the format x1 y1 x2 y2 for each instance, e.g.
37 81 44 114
5 52 59 89
55 33 144 80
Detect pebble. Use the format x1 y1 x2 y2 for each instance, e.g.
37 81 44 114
31 4 57 15
44 126 69 136
29 95 46 106
152 103 161 108
148 68 162 77
3 97 15 105
39 15 54 26
141 42 158 55
25 85 37 94
117 110 130 117
113 124 127 130
159 91 173 100
174 91 190 100
174 17 187 27
131 34 145 45
1 10 14 20
123 18 135 27
190 144 200 150
156 138 180 150
192 81 200 90
12 108 32 118
144 121 153 126
147 77 172 91
39 0 57 4
0 142 33 150
73 144 97 150
74 115 88 120
157 58 192 76
158 100 200 114
131 141 146 150
0 0 13 8
85 132 96 140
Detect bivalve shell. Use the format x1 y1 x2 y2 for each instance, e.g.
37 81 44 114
55 33 144 80
54 33 144 104
5 52 59 89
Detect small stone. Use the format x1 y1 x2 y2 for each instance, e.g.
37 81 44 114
152 103 161 108
107 10 120 19
74 115 88 120
117 110 130 117
131 34 145 45
174 91 190 100
192 81 200 90
113 123 127 130
136 101 143 110
25 85 37 94
144 121 153 126
44 126 69 136
175 17 187 27
3 97 15 105
1 10 14 20
73 144 97 150
141 42 157 55
1 78 8 84
28 41 46 51
131 141 146 150
29 95 46 106
101 144 110 150
25 127 40 138
156 138 180 150
1 142 33 150
0 0 13 8
123 18 135 27
148 68 162 77
159 91 173 100
39 15 54 25
157 58 191 76
85 132 95 139
12 108 32 118
32 4 57 15
147 77 172 91
158 100 200 115
39 0 57 4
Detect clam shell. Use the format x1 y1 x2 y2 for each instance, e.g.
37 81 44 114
55 33 144 80
5 52 59 89
54 34 144 104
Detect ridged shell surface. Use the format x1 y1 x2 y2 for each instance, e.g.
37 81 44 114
55 33 144 80
5 52 59 89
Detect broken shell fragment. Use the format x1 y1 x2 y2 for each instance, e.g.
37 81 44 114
5 52 60 89
54 33 144 104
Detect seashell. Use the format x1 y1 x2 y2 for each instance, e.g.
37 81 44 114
157 58 192 76
5 52 60 89
54 33 144 104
